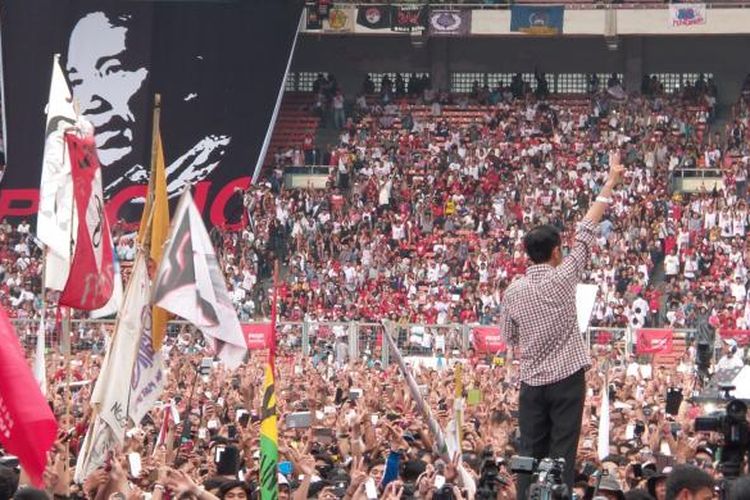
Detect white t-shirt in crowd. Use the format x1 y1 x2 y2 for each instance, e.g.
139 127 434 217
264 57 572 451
664 254 680 276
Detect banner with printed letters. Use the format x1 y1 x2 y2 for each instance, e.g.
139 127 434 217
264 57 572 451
669 4 706 26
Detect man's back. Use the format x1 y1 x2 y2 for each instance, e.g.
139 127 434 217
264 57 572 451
504 263 590 386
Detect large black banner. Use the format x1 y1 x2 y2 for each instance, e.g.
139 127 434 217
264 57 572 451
0 0 302 228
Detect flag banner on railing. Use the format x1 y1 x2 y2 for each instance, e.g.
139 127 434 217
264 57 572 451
669 4 706 27
472 326 506 354
719 329 750 346
428 9 471 36
510 6 564 35
323 6 355 32
391 5 428 33
357 6 391 30
242 323 272 350
635 328 674 355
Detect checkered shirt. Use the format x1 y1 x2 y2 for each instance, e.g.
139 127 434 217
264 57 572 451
501 218 595 386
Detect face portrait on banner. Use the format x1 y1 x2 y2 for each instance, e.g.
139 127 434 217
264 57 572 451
67 11 148 173
0 1 303 227
64 8 231 203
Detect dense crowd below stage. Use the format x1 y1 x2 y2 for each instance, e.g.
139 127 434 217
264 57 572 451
2 74 750 499
1 335 749 500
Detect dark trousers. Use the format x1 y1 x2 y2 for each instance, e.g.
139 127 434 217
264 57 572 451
516 369 586 500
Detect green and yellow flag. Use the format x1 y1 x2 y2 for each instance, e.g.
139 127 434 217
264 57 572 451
138 95 170 350
259 363 278 500
259 265 279 500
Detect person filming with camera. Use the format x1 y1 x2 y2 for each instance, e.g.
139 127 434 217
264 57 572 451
501 151 625 500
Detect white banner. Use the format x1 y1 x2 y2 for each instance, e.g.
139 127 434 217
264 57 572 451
90 255 150 441
129 306 165 425
37 55 77 291
669 4 706 26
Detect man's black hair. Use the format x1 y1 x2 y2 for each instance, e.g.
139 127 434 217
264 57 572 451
729 476 750 500
665 464 714 500
523 225 562 264
218 480 251 499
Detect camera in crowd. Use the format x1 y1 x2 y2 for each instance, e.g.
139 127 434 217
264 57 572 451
476 448 507 499
694 391 749 478
510 456 570 500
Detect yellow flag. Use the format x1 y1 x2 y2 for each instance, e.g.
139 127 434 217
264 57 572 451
139 129 170 350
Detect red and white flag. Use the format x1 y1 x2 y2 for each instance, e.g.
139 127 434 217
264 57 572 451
0 305 58 487
635 328 674 355
59 131 114 310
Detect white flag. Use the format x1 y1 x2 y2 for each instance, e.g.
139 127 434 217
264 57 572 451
129 309 165 425
90 247 124 319
73 414 118 484
33 317 47 396
78 254 150 479
37 54 77 291
597 378 610 461
152 191 247 368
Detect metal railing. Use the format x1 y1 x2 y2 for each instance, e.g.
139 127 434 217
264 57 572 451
12 317 705 364
671 167 724 179
670 167 724 193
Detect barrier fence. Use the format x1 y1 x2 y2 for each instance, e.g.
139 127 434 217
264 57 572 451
9 317 705 365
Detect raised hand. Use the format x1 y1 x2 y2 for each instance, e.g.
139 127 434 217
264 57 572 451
606 150 625 188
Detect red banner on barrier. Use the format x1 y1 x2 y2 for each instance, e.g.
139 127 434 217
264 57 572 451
473 326 506 353
719 329 750 346
241 323 271 350
635 328 673 355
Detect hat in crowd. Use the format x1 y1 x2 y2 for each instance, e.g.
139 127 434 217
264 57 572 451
645 467 671 498
586 474 625 500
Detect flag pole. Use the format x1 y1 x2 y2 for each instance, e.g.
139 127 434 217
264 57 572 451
62 112 78 437
125 94 161 427
454 362 463 446
259 261 279 500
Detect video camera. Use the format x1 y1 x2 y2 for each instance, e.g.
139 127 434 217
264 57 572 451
694 387 748 478
476 449 506 499
510 456 569 500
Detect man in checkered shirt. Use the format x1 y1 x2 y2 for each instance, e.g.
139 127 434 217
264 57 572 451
502 153 624 499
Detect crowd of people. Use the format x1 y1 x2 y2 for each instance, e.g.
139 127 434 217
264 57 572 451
2 331 749 499
253 71 750 348
1 73 750 498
